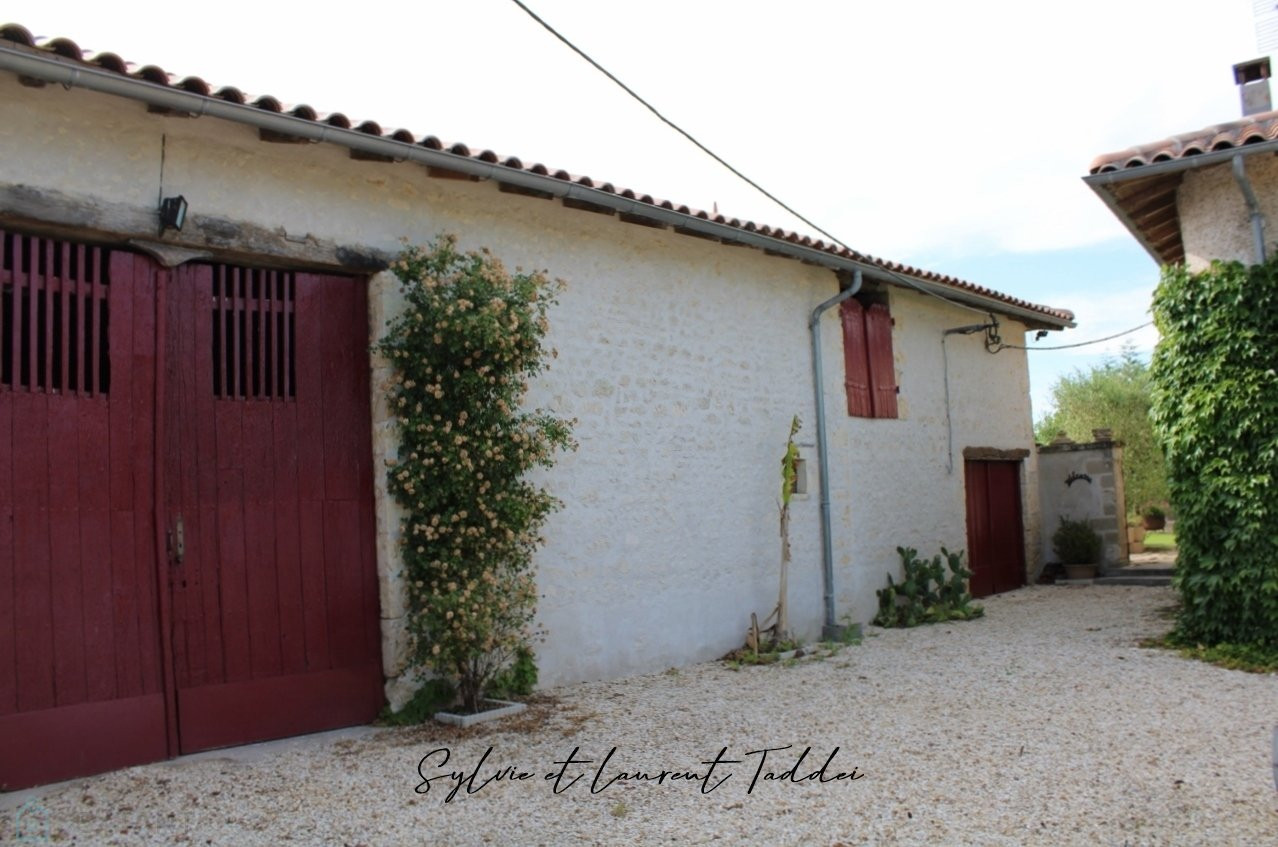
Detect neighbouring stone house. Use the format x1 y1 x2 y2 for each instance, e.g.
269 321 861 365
1087 58 1278 268
0 23 1072 789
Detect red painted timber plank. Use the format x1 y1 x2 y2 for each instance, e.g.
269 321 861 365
348 279 379 660
229 266 241 398
293 275 329 670
107 255 142 699
242 399 281 678
109 506 141 698
865 303 898 419
317 275 359 501
840 299 873 418
215 400 251 684
297 500 330 670
3 231 15 389
176 661 381 754
0 692 167 791
282 273 292 398
0 499 13 716
25 235 37 391
0 386 13 715
13 504 53 712
41 239 52 390
88 246 101 396
256 269 267 398
323 501 363 668
108 255 135 510
192 267 225 684
964 461 993 599
48 393 86 707
168 266 200 687
59 242 71 392
12 391 52 713
293 275 326 495
357 491 380 659
78 394 115 702
273 401 306 674
130 258 161 697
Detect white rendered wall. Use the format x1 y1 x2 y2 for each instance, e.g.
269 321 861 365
1 78 1043 700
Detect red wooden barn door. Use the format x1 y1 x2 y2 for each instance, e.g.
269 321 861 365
163 263 381 754
964 460 1026 598
0 237 168 789
1 233 382 790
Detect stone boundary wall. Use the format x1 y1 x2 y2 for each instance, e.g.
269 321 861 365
1036 431 1128 574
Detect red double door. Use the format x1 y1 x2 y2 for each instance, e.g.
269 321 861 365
0 233 382 790
964 459 1026 598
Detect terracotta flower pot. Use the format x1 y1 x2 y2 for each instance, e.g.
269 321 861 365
1142 515 1165 531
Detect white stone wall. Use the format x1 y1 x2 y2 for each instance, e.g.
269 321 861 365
2 78 1044 699
1037 442 1126 570
826 289 1043 614
1179 152 1278 269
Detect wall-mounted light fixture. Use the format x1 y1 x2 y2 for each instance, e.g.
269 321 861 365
159 195 188 233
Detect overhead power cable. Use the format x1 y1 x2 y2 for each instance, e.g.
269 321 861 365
507 0 846 249
507 0 1043 323
990 321 1154 352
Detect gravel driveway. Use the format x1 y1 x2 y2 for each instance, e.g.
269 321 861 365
4 585 1276 845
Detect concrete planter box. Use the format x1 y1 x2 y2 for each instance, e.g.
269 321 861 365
434 699 526 728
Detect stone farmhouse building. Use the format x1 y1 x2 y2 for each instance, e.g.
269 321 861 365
0 23 1071 788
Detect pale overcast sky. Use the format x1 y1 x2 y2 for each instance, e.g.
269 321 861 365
3 1 1265 418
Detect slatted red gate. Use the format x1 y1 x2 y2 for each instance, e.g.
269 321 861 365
0 231 381 790
964 459 1026 598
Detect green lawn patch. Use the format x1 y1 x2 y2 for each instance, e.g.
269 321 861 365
1143 530 1176 550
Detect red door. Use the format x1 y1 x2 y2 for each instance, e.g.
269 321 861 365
0 231 381 790
0 241 168 789
964 460 1026 598
163 263 381 754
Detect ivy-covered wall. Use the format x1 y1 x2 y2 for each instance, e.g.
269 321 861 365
1151 257 1278 646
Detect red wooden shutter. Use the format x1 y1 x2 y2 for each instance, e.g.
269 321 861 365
865 302 898 419
840 298 873 418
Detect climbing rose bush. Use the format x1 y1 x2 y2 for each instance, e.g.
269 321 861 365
376 235 575 712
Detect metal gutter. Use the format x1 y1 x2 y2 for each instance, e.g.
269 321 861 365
0 44 1071 329
1083 137 1278 187
808 270 862 639
1232 154 1267 263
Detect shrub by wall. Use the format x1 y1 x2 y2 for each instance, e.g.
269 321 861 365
376 236 575 711
1150 258 1278 646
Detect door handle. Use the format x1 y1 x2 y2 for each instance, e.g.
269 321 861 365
173 514 185 565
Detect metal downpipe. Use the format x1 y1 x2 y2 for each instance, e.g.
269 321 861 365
809 270 862 639
1232 154 1267 264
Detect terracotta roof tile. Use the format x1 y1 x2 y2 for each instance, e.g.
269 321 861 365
1089 110 1278 174
0 22 1073 325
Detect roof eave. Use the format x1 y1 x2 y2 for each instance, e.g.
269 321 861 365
1084 139 1278 266
0 42 1073 329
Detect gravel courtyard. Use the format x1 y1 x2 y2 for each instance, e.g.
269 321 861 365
4 585 1276 846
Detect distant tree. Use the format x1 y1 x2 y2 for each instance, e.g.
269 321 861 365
1035 343 1168 515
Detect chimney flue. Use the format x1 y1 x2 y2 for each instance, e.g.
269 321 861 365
1234 57 1273 116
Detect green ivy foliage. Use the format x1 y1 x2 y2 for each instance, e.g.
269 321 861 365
375 236 575 712
1151 258 1278 646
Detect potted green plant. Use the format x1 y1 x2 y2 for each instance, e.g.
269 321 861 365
1142 505 1166 531
1052 516 1102 580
